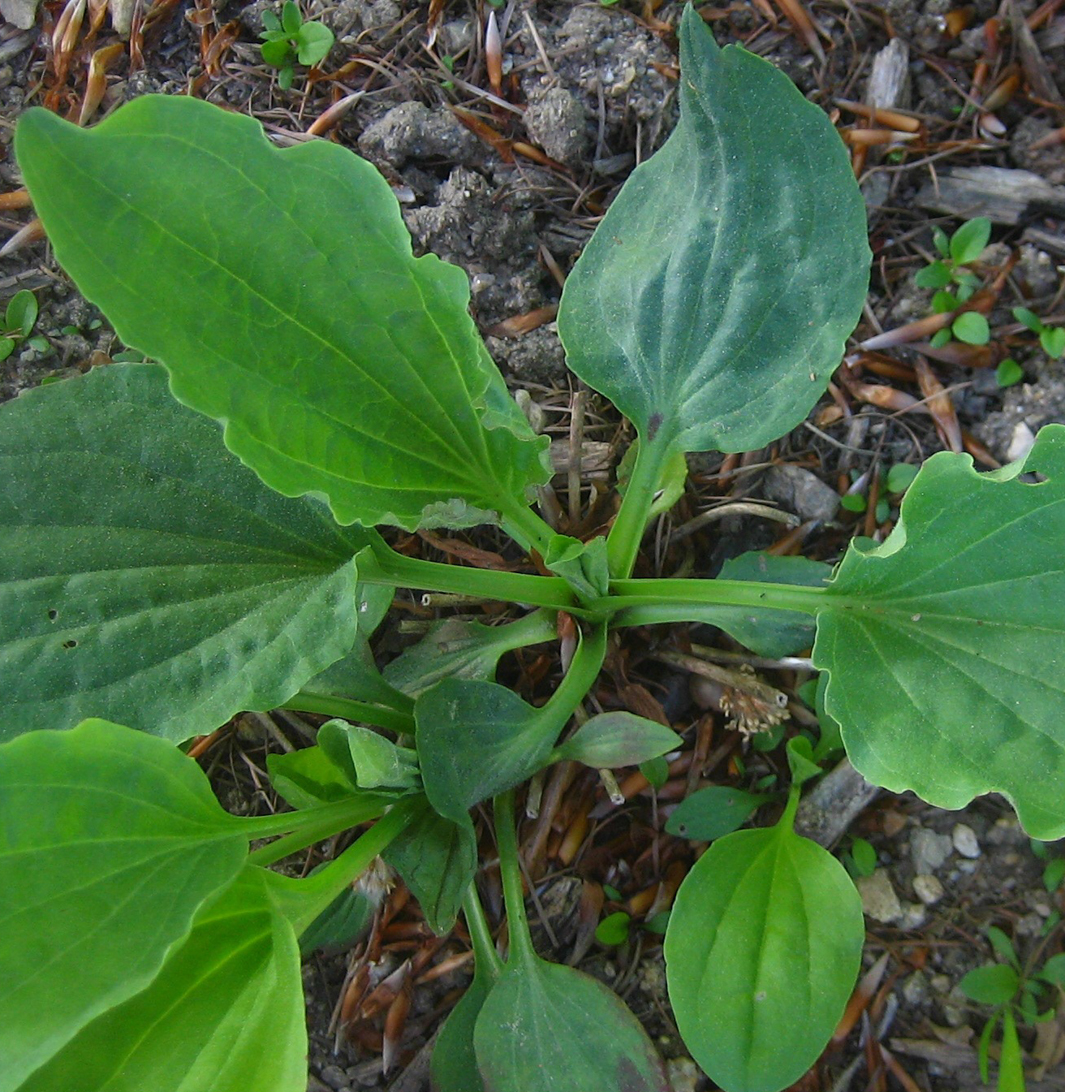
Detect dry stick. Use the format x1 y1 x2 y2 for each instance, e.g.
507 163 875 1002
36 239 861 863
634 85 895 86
568 387 587 526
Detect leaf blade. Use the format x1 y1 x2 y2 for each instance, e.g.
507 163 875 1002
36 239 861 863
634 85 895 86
15 96 549 532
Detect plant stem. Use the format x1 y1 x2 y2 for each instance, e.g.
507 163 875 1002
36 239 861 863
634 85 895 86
263 798 419 936
541 619 607 725
359 540 579 613
501 501 558 559
606 434 671 578
244 793 394 865
596 576 829 618
283 692 415 733
463 883 504 980
494 788 536 965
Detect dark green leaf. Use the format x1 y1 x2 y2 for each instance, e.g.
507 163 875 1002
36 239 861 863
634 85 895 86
665 822 864 1092
261 9 281 31
553 711 681 768
715 552 830 657
384 612 554 698
557 7 867 458
959 963 1020 1006
383 800 477 934
260 37 294 67
886 463 918 493
0 364 367 741
277 65 294 90
281 1 301 33
665 786 767 841
0 337 14 361
21 868 306 1092
416 680 557 823
16 96 550 533
431 974 490 1092
986 926 1020 970
813 425 1065 838
0 719 248 1092
595 911 632 946
473 955 668 1092
299 885 373 956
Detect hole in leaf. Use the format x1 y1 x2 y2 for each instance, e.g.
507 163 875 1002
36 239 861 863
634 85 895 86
61 639 77 649
47 608 58 621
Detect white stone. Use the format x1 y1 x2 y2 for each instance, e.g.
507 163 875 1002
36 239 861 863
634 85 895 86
857 870 903 923
952 823 981 858
913 873 945 905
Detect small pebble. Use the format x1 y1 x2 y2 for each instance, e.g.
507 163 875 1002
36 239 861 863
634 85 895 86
952 823 981 859
911 828 954 874
857 870 903 923
913 873 945 905
319 1065 349 1091
899 900 929 930
667 1057 700 1092
901 970 929 1005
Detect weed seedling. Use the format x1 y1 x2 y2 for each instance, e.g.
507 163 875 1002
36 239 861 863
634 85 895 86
259 1 333 90
916 217 992 347
0 289 44 360
1014 307 1065 360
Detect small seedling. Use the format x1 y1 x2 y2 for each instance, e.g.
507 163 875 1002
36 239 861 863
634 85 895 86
997 358 1024 388
0 289 45 360
259 1 334 90
916 218 992 347
1013 307 1065 360
960 925 1065 1091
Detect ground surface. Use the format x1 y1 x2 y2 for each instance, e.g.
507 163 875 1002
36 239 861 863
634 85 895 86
4 0 1065 1090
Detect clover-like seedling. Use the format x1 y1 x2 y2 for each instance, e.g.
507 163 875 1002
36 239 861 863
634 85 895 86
1014 306 1065 360
260 1 334 90
0 288 43 361
916 217 992 348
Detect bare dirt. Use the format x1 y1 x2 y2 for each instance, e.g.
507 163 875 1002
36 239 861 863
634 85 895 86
4 1 1065 1090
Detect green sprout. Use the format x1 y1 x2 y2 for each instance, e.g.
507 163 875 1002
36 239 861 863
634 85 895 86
1014 307 1065 360
959 925 1065 1092
259 2 334 91
0 289 45 361
917 218 992 348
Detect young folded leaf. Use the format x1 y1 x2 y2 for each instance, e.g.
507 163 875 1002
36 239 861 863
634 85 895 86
0 719 249 1092
0 364 370 741
15 96 550 535
814 424 1065 838
558 5 868 461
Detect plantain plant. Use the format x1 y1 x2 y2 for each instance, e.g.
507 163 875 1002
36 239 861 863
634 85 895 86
3 7 1065 1092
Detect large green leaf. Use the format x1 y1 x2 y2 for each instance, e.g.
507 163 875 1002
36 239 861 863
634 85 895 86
0 363 368 741
15 95 549 532
814 425 1065 838
664 821 864 1092
17 868 305 1092
557 5 868 457
473 954 668 1092
431 973 490 1092
0 719 248 1092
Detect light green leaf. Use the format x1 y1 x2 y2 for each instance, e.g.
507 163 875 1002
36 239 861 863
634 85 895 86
553 711 681 768
953 311 990 345
557 6 867 458
415 680 556 824
959 963 1020 1006
664 786 768 841
317 719 419 791
260 37 294 67
383 800 477 934
813 425 1065 838
950 216 992 266
664 822 864 1092
0 364 367 741
17 868 306 1092
296 20 333 65
266 743 363 809
5 288 37 336
473 955 668 1092
915 261 952 289
281 1 301 33
0 719 248 1092
542 534 610 601
15 95 550 533
1042 326 1065 358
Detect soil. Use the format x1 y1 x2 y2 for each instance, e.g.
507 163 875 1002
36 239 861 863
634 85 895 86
4 0 1065 1090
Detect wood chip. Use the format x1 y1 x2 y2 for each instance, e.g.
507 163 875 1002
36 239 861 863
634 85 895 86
915 165 1065 224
